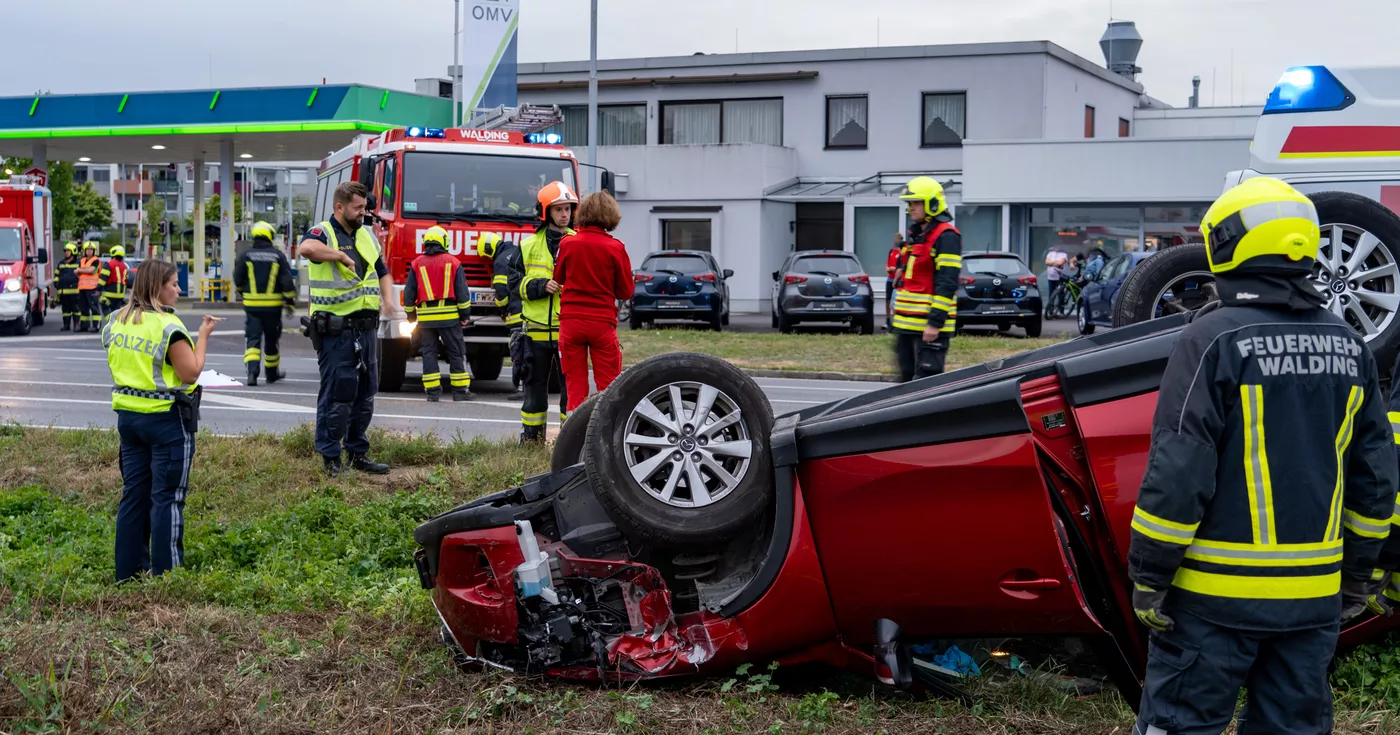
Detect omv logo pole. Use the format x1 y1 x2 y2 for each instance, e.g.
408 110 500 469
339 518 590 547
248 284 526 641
463 0 520 113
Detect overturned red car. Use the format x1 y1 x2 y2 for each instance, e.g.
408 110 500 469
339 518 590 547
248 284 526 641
414 311 1400 704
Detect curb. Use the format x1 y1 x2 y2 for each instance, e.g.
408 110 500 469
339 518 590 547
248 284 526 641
742 368 897 383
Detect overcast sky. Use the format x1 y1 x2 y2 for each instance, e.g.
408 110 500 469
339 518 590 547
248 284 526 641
5 0 1395 108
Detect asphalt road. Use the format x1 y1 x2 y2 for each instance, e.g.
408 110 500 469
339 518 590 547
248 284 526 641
0 306 886 441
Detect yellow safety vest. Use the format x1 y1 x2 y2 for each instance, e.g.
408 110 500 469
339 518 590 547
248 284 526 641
306 220 382 316
102 309 196 413
242 261 286 308
518 228 573 341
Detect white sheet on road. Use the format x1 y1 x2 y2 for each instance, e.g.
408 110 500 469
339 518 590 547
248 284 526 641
198 370 244 389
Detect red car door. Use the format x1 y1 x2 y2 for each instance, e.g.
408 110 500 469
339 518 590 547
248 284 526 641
794 378 1108 647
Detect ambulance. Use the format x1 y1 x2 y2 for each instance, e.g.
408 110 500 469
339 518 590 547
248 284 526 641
0 174 52 336
312 112 612 391
1119 64 1400 378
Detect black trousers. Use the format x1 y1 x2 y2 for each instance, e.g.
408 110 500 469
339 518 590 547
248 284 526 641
1135 608 1337 735
78 289 101 331
894 331 951 383
520 335 566 437
419 323 469 394
244 309 284 379
101 296 125 320
59 293 79 329
315 328 377 459
115 408 195 582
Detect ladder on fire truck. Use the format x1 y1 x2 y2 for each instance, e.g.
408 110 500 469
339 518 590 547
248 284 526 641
465 104 565 133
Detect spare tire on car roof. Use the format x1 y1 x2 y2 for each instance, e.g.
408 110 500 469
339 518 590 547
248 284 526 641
583 352 775 549
1112 190 1400 383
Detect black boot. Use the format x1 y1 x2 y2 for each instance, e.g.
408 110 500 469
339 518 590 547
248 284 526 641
266 366 283 384
453 388 474 402
508 389 526 401
426 389 441 403
246 364 259 387
323 455 343 478
519 426 545 445
348 453 390 474
60 323 71 332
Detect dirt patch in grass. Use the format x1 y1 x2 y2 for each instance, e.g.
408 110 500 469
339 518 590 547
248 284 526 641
619 329 1067 375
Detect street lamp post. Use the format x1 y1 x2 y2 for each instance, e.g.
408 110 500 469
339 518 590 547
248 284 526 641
588 0 598 192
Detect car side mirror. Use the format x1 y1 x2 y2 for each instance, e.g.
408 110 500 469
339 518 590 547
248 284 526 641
771 270 780 281
600 170 615 196
365 194 378 212
28 248 47 265
723 269 734 279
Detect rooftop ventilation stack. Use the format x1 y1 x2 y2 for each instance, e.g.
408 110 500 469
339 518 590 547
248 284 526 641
1190 76 1201 108
1100 21 1143 81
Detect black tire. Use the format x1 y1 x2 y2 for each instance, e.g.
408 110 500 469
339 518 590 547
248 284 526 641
1023 315 1043 338
709 307 723 332
1111 244 1213 330
9 309 31 336
630 313 644 330
31 295 44 327
551 392 600 472
379 337 410 392
468 352 504 382
583 352 775 549
1077 299 1095 335
777 308 795 334
722 310 730 327
770 309 779 329
855 311 875 335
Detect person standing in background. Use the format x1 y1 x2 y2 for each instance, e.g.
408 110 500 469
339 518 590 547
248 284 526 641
404 225 473 402
511 181 577 443
482 233 527 401
555 191 632 413
885 232 905 331
77 242 102 332
234 222 297 386
55 242 81 331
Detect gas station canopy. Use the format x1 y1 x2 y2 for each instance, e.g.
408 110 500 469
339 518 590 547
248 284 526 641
0 84 453 163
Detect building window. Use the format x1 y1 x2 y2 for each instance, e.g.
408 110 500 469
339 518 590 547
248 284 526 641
921 92 966 147
1084 106 1096 138
661 99 782 145
91 167 111 182
73 167 88 184
549 104 646 147
1119 118 1130 138
662 219 712 251
291 170 309 185
825 95 868 149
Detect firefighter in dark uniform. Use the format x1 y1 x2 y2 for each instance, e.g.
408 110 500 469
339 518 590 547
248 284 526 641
55 242 81 331
510 181 577 443
482 232 526 400
890 176 961 382
1128 177 1398 735
297 181 393 478
404 225 473 401
98 245 130 321
234 222 297 386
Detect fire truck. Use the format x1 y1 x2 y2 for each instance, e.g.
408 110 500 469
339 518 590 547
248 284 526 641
312 105 611 391
0 174 52 336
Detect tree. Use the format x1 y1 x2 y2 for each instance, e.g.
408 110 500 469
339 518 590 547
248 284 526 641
0 156 31 176
143 196 167 247
48 161 76 238
71 182 114 236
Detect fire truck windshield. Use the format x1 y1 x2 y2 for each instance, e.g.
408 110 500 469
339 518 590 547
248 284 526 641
400 151 578 222
0 228 22 261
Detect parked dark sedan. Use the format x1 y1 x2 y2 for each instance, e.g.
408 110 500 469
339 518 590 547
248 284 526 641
770 251 875 334
629 250 732 331
1078 251 1153 335
956 251 1042 337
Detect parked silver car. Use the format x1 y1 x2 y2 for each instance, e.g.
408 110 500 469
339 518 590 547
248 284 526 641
770 250 875 334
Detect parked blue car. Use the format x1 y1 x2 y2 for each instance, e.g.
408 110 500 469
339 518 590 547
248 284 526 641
1077 251 1153 335
629 250 733 331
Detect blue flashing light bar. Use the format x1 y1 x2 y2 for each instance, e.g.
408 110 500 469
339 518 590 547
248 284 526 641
525 132 563 145
1263 65 1355 115
406 126 447 138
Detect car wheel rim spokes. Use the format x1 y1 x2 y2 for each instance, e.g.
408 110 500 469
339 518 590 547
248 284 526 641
1314 224 1398 340
1152 270 1216 318
623 381 752 509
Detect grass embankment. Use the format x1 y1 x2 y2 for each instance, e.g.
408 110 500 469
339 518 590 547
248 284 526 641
619 329 1067 375
1 426 1397 733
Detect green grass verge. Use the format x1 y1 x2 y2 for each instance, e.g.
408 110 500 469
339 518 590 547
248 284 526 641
619 329 1067 375
0 426 1395 733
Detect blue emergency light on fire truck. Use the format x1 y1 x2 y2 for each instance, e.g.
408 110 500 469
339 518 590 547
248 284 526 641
309 104 615 392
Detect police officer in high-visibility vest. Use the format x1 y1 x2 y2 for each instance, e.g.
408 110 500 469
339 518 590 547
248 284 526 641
98 245 131 321
482 232 526 400
509 181 577 443
77 241 103 332
234 221 297 386
1128 177 1397 735
890 177 961 382
103 259 218 582
55 242 81 331
297 181 394 477
404 225 473 402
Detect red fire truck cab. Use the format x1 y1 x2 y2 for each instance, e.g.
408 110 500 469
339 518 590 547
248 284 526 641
0 176 52 336
313 125 594 391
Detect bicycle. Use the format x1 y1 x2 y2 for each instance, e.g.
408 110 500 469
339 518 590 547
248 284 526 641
1046 279 1083 319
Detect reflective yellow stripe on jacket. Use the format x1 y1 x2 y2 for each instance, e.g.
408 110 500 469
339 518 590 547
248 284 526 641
243 261 286 308
306 221 382 316
518 229 573 341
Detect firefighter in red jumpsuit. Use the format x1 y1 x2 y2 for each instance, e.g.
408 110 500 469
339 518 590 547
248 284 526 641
555 191 633 413
890 177 961 382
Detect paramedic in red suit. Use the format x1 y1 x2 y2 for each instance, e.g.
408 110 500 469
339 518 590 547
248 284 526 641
555 191 633 413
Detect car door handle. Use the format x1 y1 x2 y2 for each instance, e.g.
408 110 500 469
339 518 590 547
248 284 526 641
999 578 1061 591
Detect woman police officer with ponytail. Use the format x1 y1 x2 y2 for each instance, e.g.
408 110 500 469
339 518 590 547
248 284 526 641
102 260 219 582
